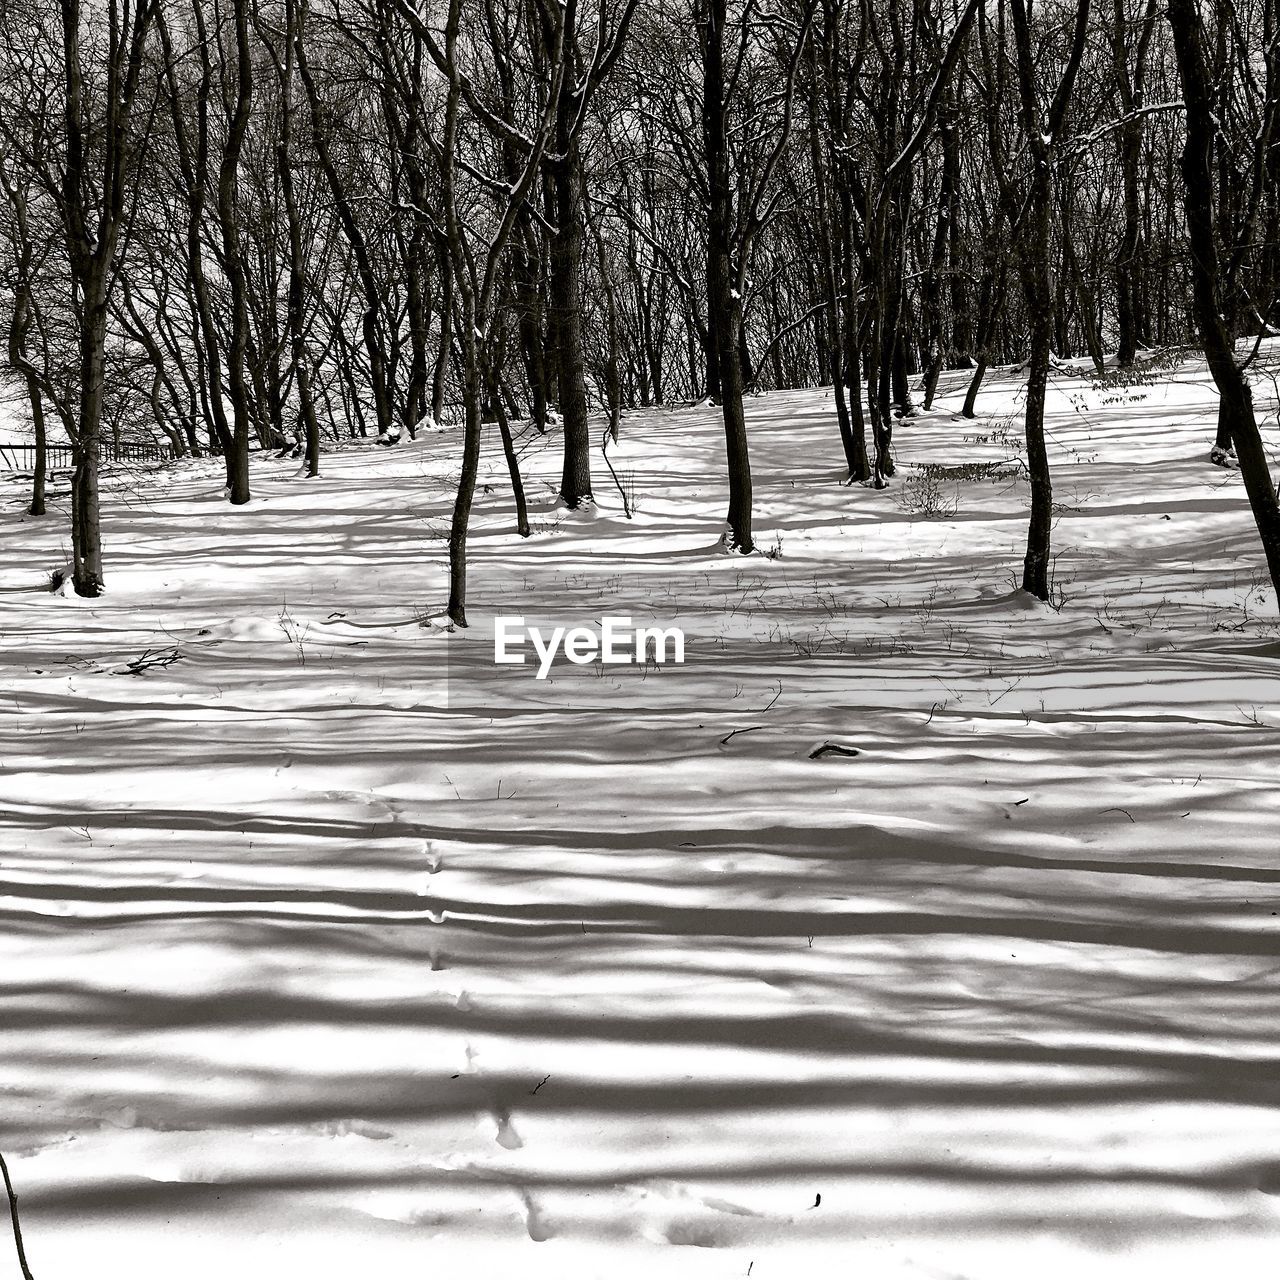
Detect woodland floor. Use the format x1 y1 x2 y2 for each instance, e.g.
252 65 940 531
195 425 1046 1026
2 355 1280 1278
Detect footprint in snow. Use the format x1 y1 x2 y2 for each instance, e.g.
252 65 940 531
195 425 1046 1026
517 1188 552 1241
314 1118 392 1141
634 1180 760 1246
662 1217 725 1247
491 1105 523 1150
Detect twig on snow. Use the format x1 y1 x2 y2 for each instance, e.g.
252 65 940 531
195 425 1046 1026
754 680 783 713
1 1148 36 1280
1103 807 1136 823
120 646 183 676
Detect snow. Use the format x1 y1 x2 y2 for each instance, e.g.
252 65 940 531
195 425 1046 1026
2 355 1280 1277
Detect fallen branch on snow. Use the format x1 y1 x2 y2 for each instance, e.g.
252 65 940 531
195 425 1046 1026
120 646 183 676
1 1148 36 1280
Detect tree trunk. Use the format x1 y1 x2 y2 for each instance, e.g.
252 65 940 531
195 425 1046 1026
1169 0 1280 593
993 0 1092 600
840 212 872 482
589 208 623 442
551 141 593 506
489 359 530 539
157 6 236 485
1111 0 1157 366
6 271 46 516
960 357 987 419
431 246 453 425
404 227 429 434
1115 120 1144 365
1013 163 1057 602
26 373 47 517
514 225 549 431
217 0 254 505
448 316 483 627
701 0 753 551
808 83 859 480
1021 314 1054 599
271 0 321 477
71 283 109 596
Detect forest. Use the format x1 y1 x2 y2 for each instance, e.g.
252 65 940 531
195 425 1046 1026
1 0 1278 619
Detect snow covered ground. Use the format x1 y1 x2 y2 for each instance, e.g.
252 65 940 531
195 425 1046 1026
2 355 1280 1278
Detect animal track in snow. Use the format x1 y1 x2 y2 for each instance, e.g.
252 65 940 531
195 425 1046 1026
517 1187 552 1241
662 1218 726 1247
632 1179 763 1247
313 1118 392 1141
490 1104 523 1150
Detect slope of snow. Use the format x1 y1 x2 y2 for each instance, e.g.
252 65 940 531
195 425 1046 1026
1 356 1279 1278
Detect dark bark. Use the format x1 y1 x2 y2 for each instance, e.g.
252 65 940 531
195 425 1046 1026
1168 0 1280 595
431 250 452 426
921 100 959 407
588 203 623 442
24 373 46 516
57 0 158 595
982 0 1091 600
514 224 550 431
157 6 236 485
700 0 753 551
404 225 429 434
543 0 638 501
961 357 988 419
959 249 1006 418
551 137 593 506
808 83 858 478
488 358 530 538
71 279 109 594
266 0 322 477
839 203 871 481
2 214 46 515
449 321 482 626
216 0 255 504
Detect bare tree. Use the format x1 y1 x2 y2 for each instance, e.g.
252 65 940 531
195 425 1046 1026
697 0 813 552
0 0 160 594
980 0 1092 601
1168 0 1280 595
394 0 566 624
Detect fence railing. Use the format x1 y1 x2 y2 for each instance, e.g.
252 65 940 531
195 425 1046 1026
0 442 174 472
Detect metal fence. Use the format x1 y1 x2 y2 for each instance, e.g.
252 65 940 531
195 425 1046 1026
0 442 174 472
